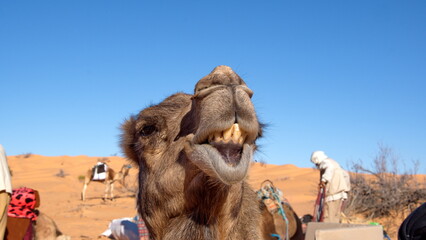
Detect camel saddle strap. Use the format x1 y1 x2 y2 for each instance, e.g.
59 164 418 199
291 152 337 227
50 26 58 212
257 180 297 239
282 203 297 237
267 203 297 239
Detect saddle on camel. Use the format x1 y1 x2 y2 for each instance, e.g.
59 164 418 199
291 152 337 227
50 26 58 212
81 160 131 201
5 187 40 240
5 187 70 240
92 161 108 181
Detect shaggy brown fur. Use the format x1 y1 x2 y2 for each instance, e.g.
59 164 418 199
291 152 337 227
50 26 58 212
260 202 303 240
122 66 278 239
34 212 70 240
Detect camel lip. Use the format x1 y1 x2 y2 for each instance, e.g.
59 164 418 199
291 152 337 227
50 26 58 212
188 143 252 185
191 124 252 168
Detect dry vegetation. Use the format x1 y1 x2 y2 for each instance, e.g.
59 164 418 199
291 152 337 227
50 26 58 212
344 144 426 237
55 169 69 178
18 152 33 158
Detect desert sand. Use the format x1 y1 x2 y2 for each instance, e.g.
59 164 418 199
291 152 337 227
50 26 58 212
6 154 414 239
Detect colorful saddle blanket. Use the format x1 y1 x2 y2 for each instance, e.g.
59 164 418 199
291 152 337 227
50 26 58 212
8 187 39 221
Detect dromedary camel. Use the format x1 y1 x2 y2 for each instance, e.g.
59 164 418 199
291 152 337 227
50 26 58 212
121 66 303 240
34 212 71 240
81 164 131 201
257 180 303 240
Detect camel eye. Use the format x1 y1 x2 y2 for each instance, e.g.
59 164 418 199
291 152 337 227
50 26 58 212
140 125 157 137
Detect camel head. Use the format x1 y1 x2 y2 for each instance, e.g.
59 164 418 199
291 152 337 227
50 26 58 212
122 65 261 186
120 66 306 239
121 66 262 238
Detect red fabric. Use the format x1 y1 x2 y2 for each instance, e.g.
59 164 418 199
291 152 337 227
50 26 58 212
5 217 32 240
23 221 33 240
7 187 38 221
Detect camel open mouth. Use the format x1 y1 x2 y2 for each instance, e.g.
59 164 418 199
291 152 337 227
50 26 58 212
207 124 246 166
186 123 253 185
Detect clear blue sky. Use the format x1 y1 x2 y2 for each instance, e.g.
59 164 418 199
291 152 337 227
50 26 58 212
1 1 425 173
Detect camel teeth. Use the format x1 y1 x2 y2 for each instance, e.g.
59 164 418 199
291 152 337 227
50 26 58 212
223 126 233 141
238 134 246 145
207 123 246 145
214 132 222 142
232 125 241 144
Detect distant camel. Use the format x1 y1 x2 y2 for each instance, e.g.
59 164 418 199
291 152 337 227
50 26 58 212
81 164 131 201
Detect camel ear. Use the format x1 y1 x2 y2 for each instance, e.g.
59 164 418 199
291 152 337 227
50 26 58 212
120 116 139 166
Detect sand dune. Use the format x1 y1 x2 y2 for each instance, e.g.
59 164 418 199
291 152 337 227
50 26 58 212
6 154 418 239
8 155 137 239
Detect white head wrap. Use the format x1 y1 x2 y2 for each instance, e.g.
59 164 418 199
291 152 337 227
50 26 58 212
310 151 328 165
